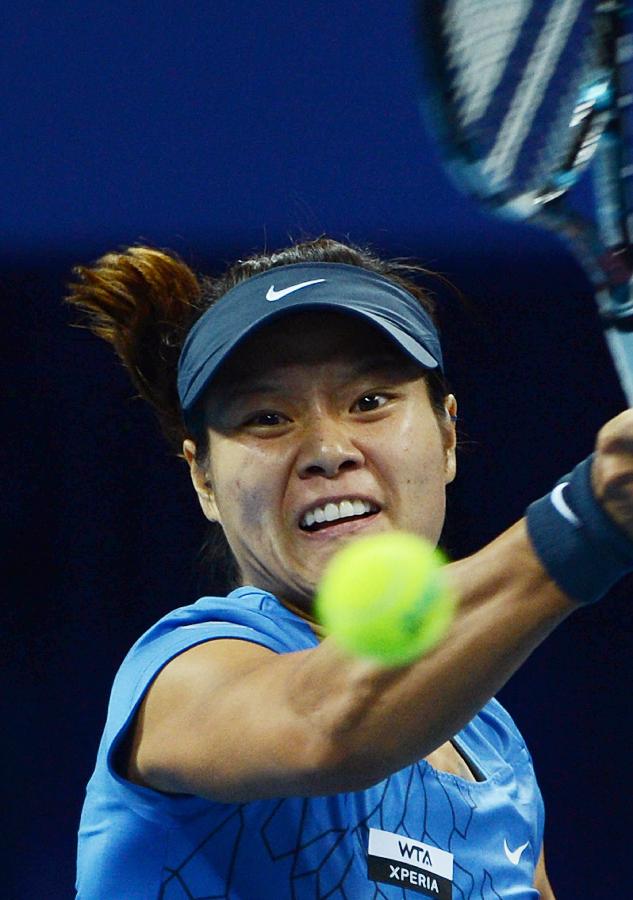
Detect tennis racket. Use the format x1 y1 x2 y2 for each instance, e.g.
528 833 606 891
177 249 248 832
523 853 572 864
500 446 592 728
417 0 633 403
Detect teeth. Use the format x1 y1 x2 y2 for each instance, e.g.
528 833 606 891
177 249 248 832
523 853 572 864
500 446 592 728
339 500 355 518
300 498 376 529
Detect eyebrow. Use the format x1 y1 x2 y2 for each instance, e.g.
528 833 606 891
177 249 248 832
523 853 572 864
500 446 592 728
225 355 407 402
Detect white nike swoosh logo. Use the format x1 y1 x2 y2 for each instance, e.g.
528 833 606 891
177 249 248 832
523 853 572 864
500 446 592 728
265 279 326 301
550 482 580 527
503 838 530 865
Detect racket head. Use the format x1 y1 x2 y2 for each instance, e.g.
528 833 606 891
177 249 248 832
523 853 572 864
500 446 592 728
417 0 610 218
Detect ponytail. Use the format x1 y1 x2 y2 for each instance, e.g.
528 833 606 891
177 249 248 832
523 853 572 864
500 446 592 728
66 247 202 452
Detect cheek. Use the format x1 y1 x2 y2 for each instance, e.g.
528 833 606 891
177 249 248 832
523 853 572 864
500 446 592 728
386 414 449 532
237 479 276 529
213 445 284 531
394 412 446 475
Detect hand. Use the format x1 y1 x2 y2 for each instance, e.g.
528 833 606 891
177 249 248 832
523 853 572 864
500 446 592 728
592 409 633 541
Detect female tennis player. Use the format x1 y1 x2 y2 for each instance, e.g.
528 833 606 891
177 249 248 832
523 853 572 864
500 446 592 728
69 237 633 899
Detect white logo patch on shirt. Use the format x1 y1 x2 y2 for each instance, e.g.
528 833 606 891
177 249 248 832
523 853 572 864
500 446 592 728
367 828 454 898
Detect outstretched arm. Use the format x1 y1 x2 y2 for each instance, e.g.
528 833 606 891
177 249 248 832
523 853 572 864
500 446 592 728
127 412 633 803
127 518 570 801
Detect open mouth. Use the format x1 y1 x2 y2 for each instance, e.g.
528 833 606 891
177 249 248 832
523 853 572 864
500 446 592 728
299 499 381 533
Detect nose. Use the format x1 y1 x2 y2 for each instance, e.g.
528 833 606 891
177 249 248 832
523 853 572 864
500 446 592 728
296 417 365 479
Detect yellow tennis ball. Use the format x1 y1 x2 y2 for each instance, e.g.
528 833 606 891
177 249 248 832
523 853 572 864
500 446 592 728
315 531 454 667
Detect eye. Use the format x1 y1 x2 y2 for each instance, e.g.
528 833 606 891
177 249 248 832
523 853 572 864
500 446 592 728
244 411 288 427
353 393 391 413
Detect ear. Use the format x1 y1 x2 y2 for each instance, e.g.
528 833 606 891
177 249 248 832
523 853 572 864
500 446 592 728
442 394 458 485
182 439 221 523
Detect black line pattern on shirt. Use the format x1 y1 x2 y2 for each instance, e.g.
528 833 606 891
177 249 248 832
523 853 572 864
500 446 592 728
159 805 244 899
481 869 503 900
159 762 506 899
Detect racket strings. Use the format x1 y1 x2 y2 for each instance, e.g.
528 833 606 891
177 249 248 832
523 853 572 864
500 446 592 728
481 0 588 188
444 0 532 128
431 0 599 198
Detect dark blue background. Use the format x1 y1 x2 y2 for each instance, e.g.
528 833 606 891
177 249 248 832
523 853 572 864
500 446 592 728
5 4 631 897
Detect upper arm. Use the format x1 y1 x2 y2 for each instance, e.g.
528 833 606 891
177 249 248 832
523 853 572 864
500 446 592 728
125 637 340 803
533 845 555 899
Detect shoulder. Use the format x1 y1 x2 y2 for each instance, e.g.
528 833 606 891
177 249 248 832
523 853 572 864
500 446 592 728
103 588 318 768
124 586 317 672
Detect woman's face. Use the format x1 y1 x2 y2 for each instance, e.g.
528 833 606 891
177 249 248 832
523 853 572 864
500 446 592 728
184 311 457 610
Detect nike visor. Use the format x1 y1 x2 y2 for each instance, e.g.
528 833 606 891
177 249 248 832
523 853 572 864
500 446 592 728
177 261 443 429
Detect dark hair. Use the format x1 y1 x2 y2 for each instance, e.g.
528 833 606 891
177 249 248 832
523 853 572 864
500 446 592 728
66 236 451 587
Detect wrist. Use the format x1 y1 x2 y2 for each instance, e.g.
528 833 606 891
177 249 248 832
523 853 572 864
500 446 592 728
526 454 633 604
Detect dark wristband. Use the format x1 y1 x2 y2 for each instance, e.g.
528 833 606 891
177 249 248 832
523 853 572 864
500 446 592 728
526 454 633 604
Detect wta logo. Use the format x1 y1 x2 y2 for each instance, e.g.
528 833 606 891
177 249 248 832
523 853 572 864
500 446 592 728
367 828 453 898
